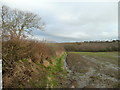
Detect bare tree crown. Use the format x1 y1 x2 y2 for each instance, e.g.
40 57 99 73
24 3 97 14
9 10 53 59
1 5 45 40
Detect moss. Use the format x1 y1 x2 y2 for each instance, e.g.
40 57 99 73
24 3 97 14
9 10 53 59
20 59 28 62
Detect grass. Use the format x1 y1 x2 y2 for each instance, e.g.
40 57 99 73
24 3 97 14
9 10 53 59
68 52 119 66
46 53 67 88
69 52 118 61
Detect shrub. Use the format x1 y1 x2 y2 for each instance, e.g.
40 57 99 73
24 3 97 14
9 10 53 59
2 39 64 74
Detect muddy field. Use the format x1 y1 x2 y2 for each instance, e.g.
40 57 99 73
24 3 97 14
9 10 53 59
64 52 119 88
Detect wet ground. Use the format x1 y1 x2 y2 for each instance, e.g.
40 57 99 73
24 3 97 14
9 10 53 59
64 52 119 88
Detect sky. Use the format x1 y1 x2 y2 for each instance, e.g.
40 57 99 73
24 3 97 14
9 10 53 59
0 0 118 42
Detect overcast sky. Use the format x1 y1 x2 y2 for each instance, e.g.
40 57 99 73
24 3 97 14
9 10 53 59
1 0 118 42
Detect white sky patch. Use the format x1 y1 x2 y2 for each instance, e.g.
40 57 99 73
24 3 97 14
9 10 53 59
58 13 78 23
55 32 88 38
101 32 111 36
27 35 44 41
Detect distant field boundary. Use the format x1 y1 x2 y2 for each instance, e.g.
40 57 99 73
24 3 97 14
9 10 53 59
61 42 118 52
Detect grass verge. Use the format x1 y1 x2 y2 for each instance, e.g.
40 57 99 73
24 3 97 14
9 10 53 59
46 53 67 88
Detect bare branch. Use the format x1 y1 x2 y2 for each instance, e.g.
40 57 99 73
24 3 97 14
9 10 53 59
1 5 45 40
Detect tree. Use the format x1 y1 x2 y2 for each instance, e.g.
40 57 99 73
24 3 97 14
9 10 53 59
1 5 45 40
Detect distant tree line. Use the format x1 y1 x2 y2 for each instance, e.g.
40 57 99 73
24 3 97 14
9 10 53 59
63 41 118 52
80 40 119 43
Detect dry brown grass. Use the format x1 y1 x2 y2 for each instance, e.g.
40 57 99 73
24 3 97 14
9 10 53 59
2 38 65 88
2 39 64 75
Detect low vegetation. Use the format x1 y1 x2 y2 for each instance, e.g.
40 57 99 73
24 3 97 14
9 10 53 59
62 41 118 52
2 39 65 88
46 53 67 88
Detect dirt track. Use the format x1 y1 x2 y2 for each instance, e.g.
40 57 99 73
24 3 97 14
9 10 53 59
64 52 119 88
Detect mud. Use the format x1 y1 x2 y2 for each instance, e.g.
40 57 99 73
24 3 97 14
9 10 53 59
64 53 119 88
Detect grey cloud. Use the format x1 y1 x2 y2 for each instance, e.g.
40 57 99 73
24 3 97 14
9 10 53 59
1 1 118 42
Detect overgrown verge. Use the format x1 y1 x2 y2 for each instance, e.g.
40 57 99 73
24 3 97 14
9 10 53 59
2 39 65 88
46 53 67 88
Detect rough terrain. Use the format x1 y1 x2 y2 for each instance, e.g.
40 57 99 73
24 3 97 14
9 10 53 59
64 52 119 88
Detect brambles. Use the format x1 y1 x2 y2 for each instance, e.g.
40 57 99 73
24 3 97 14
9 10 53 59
2 39 65 88
2 39 64 74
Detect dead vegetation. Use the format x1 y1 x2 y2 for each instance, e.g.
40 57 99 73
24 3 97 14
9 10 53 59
63 41 118 52
2 38 65 88
1 5 66 88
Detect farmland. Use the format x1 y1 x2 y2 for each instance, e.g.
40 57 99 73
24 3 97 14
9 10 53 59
2 39 119 88
1 3 119 89
64 52 119 88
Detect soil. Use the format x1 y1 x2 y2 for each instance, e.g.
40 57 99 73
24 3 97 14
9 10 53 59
64 52 119 88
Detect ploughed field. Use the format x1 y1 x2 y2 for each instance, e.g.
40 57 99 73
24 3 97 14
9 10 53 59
64 52 119 88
